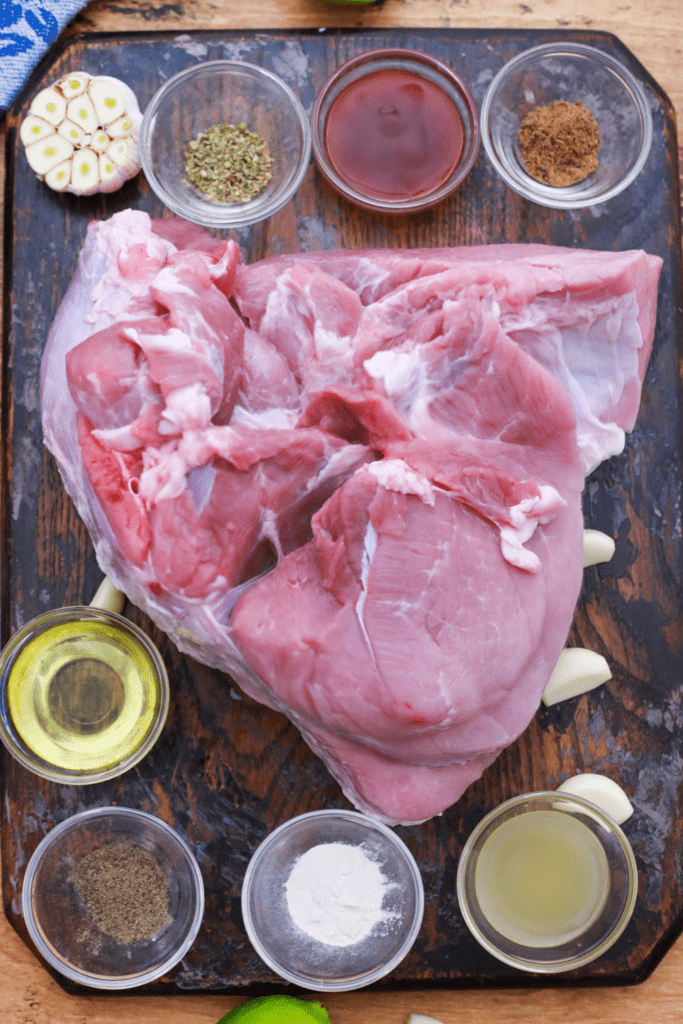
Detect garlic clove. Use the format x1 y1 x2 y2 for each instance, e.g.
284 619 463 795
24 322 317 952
557 773 634 824
107 112 136 138
58 119 88 146
90 129 112 153
70 148 101 194
406 1016 447 1024
89 576 126 614
98 152 121 191
20 115 55 147
44 158 73 192
541 648 611 706
106 136 138 169
25 134 74 176
67 93 99 135
56 72 91 100
30 86 67 126
89 77 127 126
583 529 616 567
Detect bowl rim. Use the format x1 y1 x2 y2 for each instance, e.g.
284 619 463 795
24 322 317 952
311 47 480 215
22 805 205 990
241 807 425 991
0 605 170 785
455 790 638 973
139 58 312 229
480 41 653 209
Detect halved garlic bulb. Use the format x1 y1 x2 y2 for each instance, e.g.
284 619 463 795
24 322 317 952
22 71 142 195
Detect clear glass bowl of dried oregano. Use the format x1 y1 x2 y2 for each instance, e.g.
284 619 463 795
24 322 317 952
140 60 311 229
480 42 652 209
22 806 204 989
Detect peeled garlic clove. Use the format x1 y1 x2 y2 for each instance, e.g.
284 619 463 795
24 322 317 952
89 76 127 126
67 92 99 134
583 529 616 567
30 86 67 126
25 134 74 175
558 773 634 824
90 129 111 153
20 115 55 147
542 648 611 706
58 119 88 146
56 72 90 99
44 158 72 192
89 576 125 614
407 1016 447 1024
70 148 101 194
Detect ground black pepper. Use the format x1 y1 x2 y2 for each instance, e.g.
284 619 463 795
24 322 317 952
76 842 169 944
518 100 600 187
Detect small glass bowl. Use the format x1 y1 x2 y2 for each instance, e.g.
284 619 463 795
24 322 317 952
480 42 652 209
456 791 638 973
22 807 205 989
140 60 311 229
311 48 480 215
0 606 169 785
241 809 424 991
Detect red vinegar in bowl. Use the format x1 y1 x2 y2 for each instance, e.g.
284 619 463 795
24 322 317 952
312 49 479 215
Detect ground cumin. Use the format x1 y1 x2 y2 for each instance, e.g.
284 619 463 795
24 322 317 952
518 100 600 187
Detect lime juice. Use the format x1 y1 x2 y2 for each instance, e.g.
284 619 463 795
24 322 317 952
474 809 610 947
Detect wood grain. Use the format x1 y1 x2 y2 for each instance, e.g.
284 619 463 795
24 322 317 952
1 1 683 1021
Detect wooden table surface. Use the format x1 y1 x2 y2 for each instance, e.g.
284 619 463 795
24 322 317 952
1 1 682 1022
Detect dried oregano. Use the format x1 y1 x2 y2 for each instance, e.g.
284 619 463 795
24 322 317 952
184 121 273 203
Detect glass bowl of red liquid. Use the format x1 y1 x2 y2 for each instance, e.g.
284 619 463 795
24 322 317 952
311 49 480 215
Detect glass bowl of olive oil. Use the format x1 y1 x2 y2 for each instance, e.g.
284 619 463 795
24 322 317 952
456 791 638 972
0 606 169 784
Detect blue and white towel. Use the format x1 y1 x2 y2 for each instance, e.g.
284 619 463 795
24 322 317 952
1 0 88 111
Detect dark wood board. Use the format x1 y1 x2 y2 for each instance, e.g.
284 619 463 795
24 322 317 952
2 27 682 994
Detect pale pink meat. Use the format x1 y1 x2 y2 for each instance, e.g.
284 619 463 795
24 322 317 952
40 210 662 824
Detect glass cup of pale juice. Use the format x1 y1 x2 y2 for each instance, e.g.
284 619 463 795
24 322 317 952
456 791 638 972
0 606 169 784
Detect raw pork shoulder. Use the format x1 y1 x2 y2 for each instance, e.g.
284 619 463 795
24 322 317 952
40 210 661 824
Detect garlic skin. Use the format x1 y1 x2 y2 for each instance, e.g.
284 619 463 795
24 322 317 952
21 72 142 195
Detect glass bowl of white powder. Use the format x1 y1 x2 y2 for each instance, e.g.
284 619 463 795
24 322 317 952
241 809 424 991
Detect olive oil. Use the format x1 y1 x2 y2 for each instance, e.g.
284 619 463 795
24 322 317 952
7 618 161 772
474 809 610 947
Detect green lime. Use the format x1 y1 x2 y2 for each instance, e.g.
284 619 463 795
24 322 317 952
215 995 331 1023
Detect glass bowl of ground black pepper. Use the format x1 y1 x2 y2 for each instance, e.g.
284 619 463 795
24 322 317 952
139 60 311 229
22 807 205 989
480 42 653 209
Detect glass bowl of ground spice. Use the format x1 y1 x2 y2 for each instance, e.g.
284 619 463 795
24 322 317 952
22 806 205 989
480 42 652 209
140 60 311 229
241 808 425 991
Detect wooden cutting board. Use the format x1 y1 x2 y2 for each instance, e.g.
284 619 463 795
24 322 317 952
2 27 682 994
